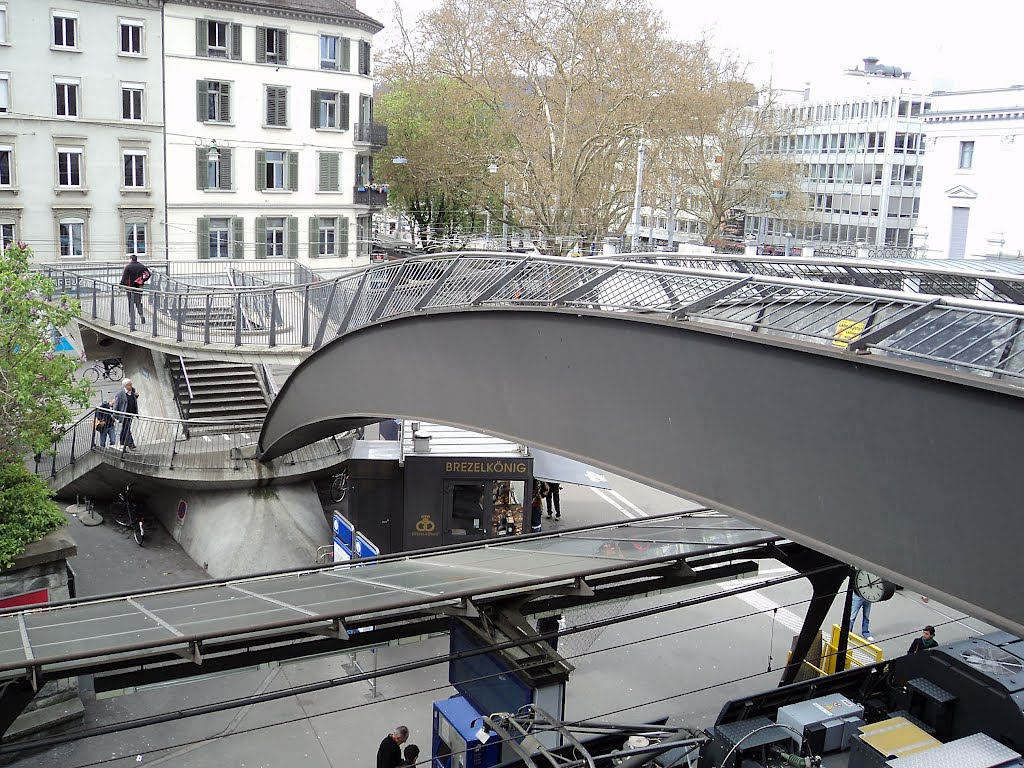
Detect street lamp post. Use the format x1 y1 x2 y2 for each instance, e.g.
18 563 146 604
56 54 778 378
784 231 793 258
631 137 647 252
489 163 510 252
391 156 408 242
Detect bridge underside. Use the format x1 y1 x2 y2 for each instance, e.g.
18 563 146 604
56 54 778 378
261 308 1024 636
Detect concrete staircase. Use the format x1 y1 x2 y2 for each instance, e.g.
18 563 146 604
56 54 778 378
169 358 270 424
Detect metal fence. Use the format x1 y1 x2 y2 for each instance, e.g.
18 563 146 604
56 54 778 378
36 254 1024 385
36 409 348 478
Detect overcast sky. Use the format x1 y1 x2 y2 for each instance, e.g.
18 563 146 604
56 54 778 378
357 0 1024 93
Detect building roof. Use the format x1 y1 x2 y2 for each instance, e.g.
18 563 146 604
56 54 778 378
178 0 383 31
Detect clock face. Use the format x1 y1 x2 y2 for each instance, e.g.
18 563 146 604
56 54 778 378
854 570 889 602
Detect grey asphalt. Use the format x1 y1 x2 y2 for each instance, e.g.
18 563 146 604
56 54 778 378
8 477 995 768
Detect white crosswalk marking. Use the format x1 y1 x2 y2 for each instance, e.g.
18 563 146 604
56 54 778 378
607 489 648 517
589 487 635 518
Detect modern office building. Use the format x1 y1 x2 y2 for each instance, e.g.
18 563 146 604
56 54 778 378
162 0 385 265
0 0 166 261
746 59 929 250
913 86 1024 259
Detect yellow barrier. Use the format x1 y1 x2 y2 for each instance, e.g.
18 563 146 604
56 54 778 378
787 624 885 679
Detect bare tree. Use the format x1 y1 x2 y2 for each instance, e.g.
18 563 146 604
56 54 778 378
381 0 696 254
647 45 806 246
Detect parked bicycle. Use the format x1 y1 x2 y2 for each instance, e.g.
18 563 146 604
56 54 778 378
330 469 350 503
82 357 124 384
111 483 147 546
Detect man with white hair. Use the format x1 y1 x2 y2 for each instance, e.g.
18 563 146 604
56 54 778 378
113 378 140 450
376 725 409 768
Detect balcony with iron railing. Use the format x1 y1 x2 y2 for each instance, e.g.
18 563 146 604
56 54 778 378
353 121 389 148
353 185 389 207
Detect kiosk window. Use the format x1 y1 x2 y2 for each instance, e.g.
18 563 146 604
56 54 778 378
450 483 486 535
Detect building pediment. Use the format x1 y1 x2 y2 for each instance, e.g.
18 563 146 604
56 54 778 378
945 185 978 199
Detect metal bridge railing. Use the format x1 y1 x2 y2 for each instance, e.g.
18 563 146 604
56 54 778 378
36 408 348 479
36 254 1024 385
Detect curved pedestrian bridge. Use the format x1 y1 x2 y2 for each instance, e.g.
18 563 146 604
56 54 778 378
38 254 1024 635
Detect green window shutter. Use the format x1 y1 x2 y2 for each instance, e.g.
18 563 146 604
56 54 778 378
287 151 299 191
340 93 350 130
287 217 298 259
196 19 208 57
338 215 349 258
196 80 207 121
256 27 267 63
231 217 244 259
219 148 233 190
196 147 209 190
317 153 328 191
220 82 231 122
197 217 210 259
255 217 267 259
309 217 318 259
278 88 288 126
329 152 339 191
255 150 266 191
340 38 351 72
310 90 320 129
278 31 288 65
359 41 370 75
230 23 241 60
265 87 274 125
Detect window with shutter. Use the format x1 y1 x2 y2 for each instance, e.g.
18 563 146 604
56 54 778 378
266 86 287 127
318 152 340 192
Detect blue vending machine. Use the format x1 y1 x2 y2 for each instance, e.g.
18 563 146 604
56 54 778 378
432 696 501 768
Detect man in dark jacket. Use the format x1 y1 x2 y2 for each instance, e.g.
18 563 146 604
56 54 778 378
908 625 938 654
376 726 409 768
113 378 140 450
120 254 149 325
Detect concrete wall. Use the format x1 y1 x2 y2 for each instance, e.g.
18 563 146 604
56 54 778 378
0 0 165 262
150 483 330 578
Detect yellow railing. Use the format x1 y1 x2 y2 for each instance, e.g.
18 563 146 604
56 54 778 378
789 624 885 678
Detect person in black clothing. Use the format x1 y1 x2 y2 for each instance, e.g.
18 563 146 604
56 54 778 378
908 625 938 654
113 378 140 450
95 398 117 448
376 726 409 768
545 482 561 519
401 744 420 766
120 254 148 325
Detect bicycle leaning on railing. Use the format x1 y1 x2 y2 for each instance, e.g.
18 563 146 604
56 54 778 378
80 357 124 384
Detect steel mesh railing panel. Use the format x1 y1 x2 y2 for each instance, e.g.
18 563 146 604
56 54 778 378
417 256 519 309
487 262 601 305
875 308 1023 378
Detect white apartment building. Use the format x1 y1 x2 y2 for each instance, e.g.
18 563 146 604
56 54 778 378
0 0 165 261
163 0 384 264
913 87 1024 259
747 59 928 251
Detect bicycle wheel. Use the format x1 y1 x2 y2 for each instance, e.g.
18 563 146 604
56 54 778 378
107 365 124 382
133 519 145 546
84 366 100 384
330 471 349 503
110 502 132 527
